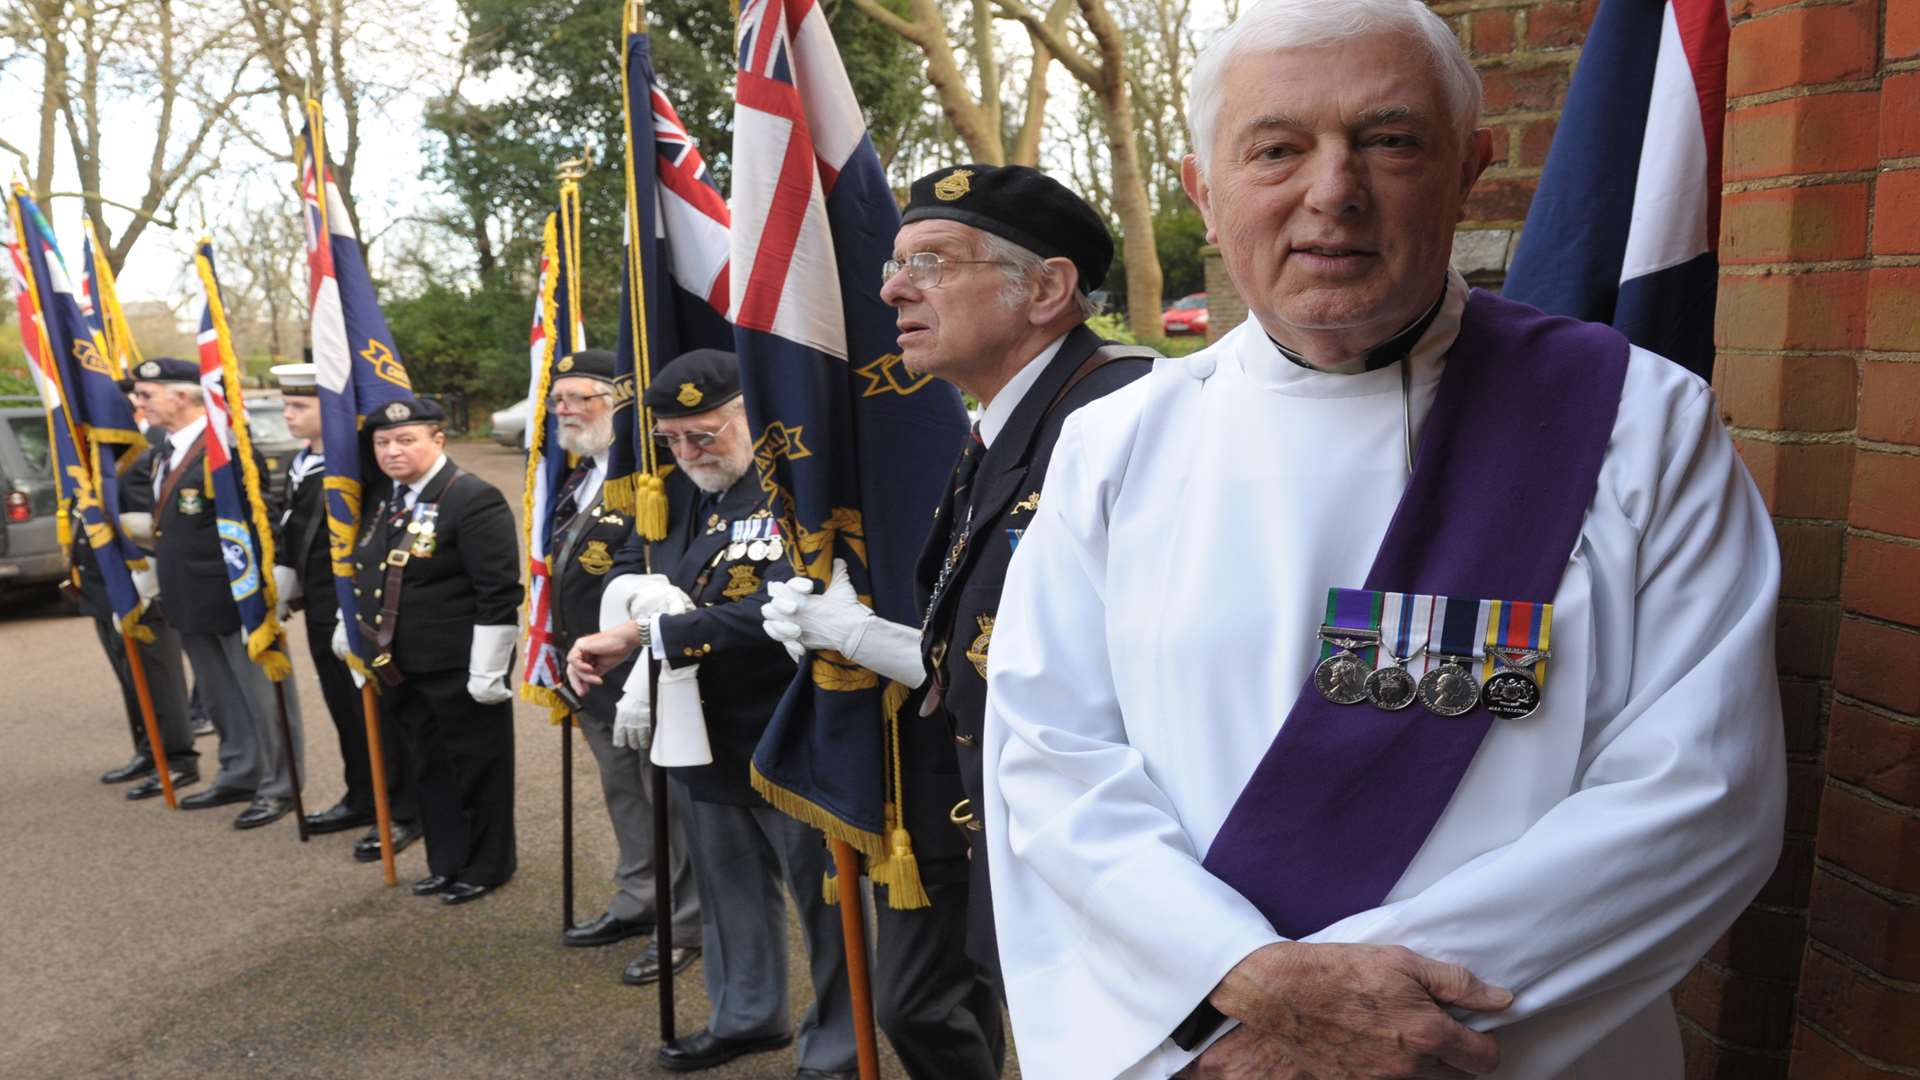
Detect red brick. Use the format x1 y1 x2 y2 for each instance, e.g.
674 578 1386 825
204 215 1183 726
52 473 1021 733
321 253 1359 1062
1851 451 1920 539
1833 617 1920 715
1809 868 1920 983
1761 836 1815 906
1843 536 1920 627
1874 171 1920 256
1780 678 1826 755
1884 74 1920 160
1866 269 1920 354
1675 963 1799 1049
1714 353 1857 432
1793 946 1920 1064
1776 600 1842 679
1737 439 1854 518
1727 2 1878 99
1858 362 1920 446
1721 183 1870 264
1471 10 1515 55
1891 0 1920 63
1778 522 1846 600
1725 93 1881 182
1828 702 1920 808
1463 178 1537 223
1717 272 1868 352
1515 118 1556 167
1791 1020 1915 1079
1525 0 1597 50
1479 63 1570 114
1816 782 1920 896
1708 906 1810 981
1683 1024 1791 1080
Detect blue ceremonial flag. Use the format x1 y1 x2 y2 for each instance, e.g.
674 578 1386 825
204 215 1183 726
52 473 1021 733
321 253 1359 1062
195 241 290 678
1503 0 1728 379
732 0 970 902
5 186 150 636
606 13 734 539
300 99 414 671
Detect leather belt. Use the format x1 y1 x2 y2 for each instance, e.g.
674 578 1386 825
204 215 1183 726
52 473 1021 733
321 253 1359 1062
356 549 411 687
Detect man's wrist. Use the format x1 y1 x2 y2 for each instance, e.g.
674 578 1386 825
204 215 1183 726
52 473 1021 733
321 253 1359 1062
1209 941 1297 1020
632 617 653 651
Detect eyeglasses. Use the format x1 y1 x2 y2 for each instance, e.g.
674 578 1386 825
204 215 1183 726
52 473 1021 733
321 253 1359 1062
546 390 610 411
880 251 1012 290
651 427 726 450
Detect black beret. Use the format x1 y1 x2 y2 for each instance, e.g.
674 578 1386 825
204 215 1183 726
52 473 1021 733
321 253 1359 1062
364 396 445 433
900 164 1113 294
643 348 741 418
130 357 200 384
553 348 617 385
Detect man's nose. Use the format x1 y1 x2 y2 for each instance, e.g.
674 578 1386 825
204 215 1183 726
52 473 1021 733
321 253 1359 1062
880 269 916 307
1301 144 1369 218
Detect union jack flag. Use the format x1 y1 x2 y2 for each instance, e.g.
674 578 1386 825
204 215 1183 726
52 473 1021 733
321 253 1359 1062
519 205 584 712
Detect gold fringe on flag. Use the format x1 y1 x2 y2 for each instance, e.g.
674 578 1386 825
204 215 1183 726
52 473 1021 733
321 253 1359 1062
519 207 575 725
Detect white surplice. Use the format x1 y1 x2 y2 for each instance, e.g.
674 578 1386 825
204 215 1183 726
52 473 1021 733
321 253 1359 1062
982 273 1787 1080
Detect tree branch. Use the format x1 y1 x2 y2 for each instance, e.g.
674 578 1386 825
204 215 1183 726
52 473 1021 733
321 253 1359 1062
848 0 925 44
993 0 1100 87
41 191 181 229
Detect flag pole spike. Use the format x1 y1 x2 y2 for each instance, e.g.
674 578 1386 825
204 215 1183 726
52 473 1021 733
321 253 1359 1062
555 152 592 183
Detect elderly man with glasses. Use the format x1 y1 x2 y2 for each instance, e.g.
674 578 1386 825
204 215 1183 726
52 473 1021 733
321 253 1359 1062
567 348 857 1079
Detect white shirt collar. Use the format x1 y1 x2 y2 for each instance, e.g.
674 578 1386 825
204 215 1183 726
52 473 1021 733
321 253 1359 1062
576 453 608 510
404 454 450 506
165 415 209 470
979 331 1070 449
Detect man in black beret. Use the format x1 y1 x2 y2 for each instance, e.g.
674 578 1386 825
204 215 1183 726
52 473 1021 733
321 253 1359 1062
540 349 702 973
335 395 522 904
566 349 857 1078
760 163 1158 1078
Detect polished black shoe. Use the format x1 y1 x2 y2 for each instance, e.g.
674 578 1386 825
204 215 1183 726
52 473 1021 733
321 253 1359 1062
624 943 701 987
440 882 494 906
563 911 654 948
794 1070 857 1080
304 801 374 835
411 874 452 896
352 819 423 862
100 755 155 784
233 796 293 830
126 765 199 801
178 785 255 810
191 716 215 738
657 1029 792 1073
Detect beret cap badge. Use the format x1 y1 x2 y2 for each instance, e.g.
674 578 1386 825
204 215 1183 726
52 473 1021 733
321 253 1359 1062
677 382 704 408
933 168 974 202
139 361 160 378
384 401 411 421
557 355 575 373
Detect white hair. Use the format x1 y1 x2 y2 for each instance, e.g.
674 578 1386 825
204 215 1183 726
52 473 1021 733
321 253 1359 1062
170 383 205 406
977 231 1103 322
1187 0 1483 176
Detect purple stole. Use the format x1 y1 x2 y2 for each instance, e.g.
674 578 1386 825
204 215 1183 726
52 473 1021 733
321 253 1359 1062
1200 291 1631 940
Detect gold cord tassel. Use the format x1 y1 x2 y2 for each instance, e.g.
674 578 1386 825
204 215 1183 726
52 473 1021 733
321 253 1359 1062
635 471 670 541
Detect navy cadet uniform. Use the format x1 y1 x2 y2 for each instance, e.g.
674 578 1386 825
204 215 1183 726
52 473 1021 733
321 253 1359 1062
135 357 305 829
270 363 420 858
543 349 701 963
612 350 856 1076
884 166 1157 1079
350 397 522 903
83 419 200 797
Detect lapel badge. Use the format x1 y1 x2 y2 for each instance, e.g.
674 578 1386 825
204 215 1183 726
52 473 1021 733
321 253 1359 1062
723 564 762 600
965 613 994 679
579 539 614 576
706 513 727 535
677 381 704 408
1012 491 1041 515
178 488 203 515
934 168 974 201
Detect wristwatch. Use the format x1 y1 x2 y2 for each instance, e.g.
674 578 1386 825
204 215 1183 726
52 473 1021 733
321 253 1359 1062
634 617 653 651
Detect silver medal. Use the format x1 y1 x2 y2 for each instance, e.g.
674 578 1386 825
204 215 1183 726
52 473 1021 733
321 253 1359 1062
1483 648 1547 720
748 539 769 561
1417 655 1480 717
728 542 747 560
1365 665 1418 711
766 536 784 561
1314 651 1371 705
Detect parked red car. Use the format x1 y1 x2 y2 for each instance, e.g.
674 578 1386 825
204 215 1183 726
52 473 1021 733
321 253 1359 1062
1161 293 1209 335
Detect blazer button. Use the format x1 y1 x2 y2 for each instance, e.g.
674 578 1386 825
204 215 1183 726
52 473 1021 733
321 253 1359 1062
954 732 977 747
373 588 382 598
353 588 363 596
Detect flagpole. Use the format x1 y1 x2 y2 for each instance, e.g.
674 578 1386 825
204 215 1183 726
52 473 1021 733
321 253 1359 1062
553 154 591 936
122 631 178 809
360 683 399 886
271 631 310 842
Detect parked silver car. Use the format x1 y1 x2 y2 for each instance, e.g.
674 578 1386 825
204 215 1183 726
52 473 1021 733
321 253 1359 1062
491 397 531 447
0 401 68 596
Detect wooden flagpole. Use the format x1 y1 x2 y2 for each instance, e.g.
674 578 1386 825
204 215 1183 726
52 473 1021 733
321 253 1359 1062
833 839 881 1080
122 631 178 809
360 683 398 886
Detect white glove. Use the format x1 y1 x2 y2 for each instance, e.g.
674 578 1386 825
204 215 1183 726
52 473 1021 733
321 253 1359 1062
598 572 691 632
651 661 711 767
331 619 350 661
763 558 927 687
120 511 155 546
467 624 516 704
130 563 160 601
272 565 301 621
613 658 654 751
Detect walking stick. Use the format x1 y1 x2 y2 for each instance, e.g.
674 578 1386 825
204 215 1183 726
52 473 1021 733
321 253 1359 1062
123 630 178 809
359 682 398 886
271 634 309 842
831 838 882 1080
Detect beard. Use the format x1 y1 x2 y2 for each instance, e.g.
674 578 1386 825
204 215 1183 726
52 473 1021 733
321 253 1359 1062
555 412 614 457
679 449 752 494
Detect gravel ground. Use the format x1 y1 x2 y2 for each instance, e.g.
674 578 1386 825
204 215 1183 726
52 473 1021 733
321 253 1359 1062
0 442 948 1080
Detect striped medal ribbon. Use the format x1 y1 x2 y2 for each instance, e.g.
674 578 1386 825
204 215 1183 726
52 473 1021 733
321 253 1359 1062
1481 600 1552 719
1313 588 1383 706
1417 595 1489 717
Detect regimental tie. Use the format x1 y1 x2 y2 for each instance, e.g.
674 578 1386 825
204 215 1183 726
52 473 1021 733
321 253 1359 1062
1313 587 1552 720
548 459 592 545
923 423 985 630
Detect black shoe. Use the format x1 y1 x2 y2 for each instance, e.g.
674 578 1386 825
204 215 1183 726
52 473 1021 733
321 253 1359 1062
100 755 155 784
353 819 423 862
304 801 375 835
233 796 293 830
563 911 654 948
411 874 452 896
126 765 199 801
192 717 215 738
440 882 494 906
179 785 255 810
657 1029 792 1073
794 1070 857 1080
624 943 701 987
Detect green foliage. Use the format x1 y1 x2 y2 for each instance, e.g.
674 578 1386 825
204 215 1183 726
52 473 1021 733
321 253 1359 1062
1086 311 1205 357
1101 201 1209 308
381 270 571 412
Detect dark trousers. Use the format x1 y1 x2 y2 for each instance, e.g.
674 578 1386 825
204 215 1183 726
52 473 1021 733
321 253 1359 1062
80 575 196 763
383 668 515 886
304 616 415 821
874 868 1005 1080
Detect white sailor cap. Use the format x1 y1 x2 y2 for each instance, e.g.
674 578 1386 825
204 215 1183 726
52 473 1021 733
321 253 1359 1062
270 362 320 397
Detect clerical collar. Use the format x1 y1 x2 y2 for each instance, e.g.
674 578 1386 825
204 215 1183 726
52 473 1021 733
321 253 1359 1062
1266 284 1449 374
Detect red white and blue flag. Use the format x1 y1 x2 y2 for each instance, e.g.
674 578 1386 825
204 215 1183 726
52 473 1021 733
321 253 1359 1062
1504 0 1728 379
731 0 970 896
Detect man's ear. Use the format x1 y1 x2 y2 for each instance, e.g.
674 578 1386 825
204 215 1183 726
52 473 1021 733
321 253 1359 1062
1182 154 1219 245
1029 257 1081 325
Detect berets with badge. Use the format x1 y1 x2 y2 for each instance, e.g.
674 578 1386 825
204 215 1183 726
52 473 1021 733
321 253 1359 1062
270 362 319 397
364 396 445 433
900 163 1113 294
643 348 741 418
129 357 200 385
554 348 618 386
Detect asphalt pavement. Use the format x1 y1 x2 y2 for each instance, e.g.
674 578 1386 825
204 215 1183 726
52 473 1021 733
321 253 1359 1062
0 442 948 1079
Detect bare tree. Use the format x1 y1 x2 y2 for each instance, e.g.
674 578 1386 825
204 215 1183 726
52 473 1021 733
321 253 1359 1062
214 198 303 360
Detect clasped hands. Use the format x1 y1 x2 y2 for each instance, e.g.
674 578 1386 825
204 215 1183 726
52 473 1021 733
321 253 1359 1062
1176 942 1512 1080
564 574 692 695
